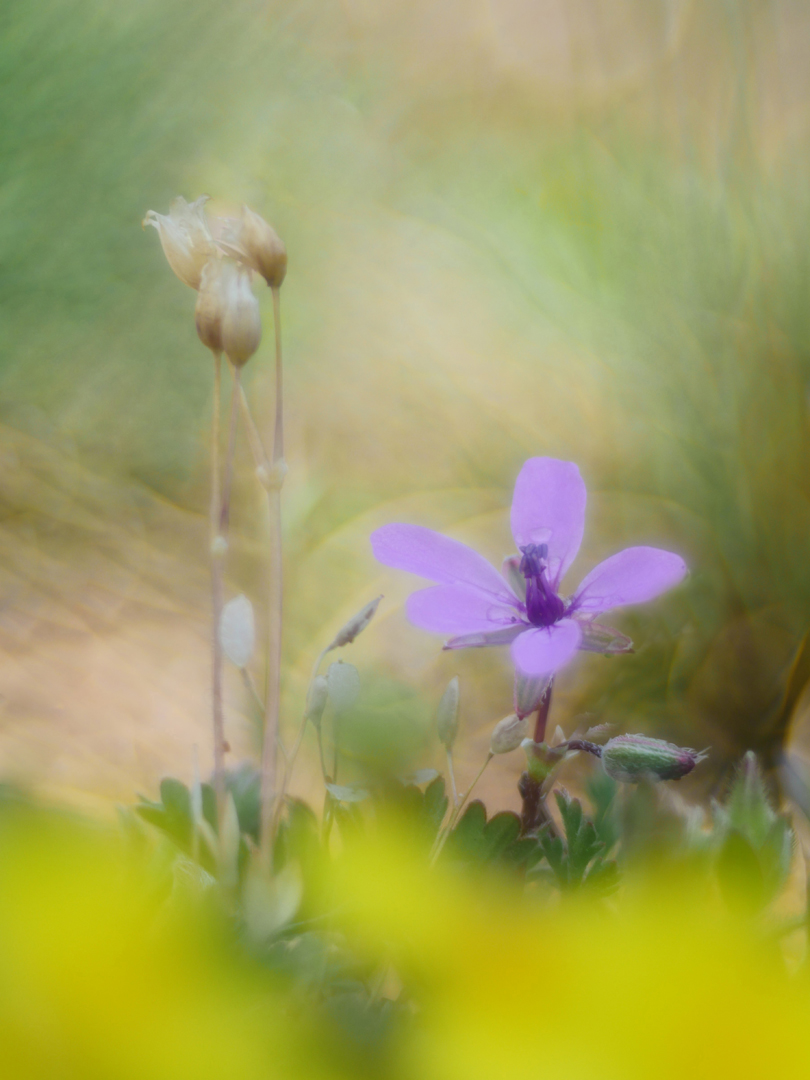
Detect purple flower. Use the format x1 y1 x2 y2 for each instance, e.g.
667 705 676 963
370 457 687 680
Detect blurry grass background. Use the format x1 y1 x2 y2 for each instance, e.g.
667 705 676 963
2 0 810 812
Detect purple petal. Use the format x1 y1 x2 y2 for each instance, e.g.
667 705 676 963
443 625 527 650
572 547 687 615
406 586 521 635
510 458 586 589
371 523 515 600
510 619 582 677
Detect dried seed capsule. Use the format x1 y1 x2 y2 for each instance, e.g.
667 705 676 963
220 262 261 366
143 195 216 290
239 205 287 288
195 259 226 353
601 734 706 783
490 713 529 755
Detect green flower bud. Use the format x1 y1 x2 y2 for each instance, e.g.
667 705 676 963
601 734 706 783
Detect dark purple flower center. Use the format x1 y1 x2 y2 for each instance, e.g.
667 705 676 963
519 543 566 628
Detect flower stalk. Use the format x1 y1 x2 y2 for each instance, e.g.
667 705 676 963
209 351 226 811
260 286 285 865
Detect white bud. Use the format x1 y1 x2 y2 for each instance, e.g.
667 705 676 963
218 594 255 669
305 676 329 730
490 713 529 755
329 596 383 650
143 196 216 290
327 661 360 714
436 676 460 749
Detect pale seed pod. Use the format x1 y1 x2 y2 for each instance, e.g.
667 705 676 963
436 676 460 750
239 205 287 288
328 596 383 650
601 734 705 783
218 594 255 669
305 676 329 731
195 259 226 353
143 196 216 290
327 661 360 715
219 261 261 366
490 713 529 755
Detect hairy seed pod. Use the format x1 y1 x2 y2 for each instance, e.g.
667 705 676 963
601 734 706 783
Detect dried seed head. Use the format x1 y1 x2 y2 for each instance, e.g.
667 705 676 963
490 713 529 755
217 261 261 366
601 734 706 783
328 596 383 650
239 205 287 288
143 196 216 290
436 676 460 749
195 259 226 353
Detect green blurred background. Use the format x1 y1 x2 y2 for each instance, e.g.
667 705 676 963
2 0 810 812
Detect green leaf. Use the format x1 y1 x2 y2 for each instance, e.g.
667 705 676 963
583 859 620 896
423 776 448 834
533 789 609 890
717 829 767 913
326 783 369 803
723 752 777 848
587 772 619 853
445 800 487 861
481 812 521 860
160 777 191 819
759 816 794 900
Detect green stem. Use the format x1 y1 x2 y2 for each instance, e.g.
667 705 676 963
446 748 459 806
272 646 330 830
431 753 493 864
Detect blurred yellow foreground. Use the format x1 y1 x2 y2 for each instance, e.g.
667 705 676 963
0 804 807 1080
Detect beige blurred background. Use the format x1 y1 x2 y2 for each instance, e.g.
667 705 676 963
3 0 810 813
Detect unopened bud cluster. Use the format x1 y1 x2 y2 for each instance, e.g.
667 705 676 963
143 195 287 366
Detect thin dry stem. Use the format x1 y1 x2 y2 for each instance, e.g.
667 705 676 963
430 753 493 864
220 365 241 533
210 352 226 810
260 285 285 864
